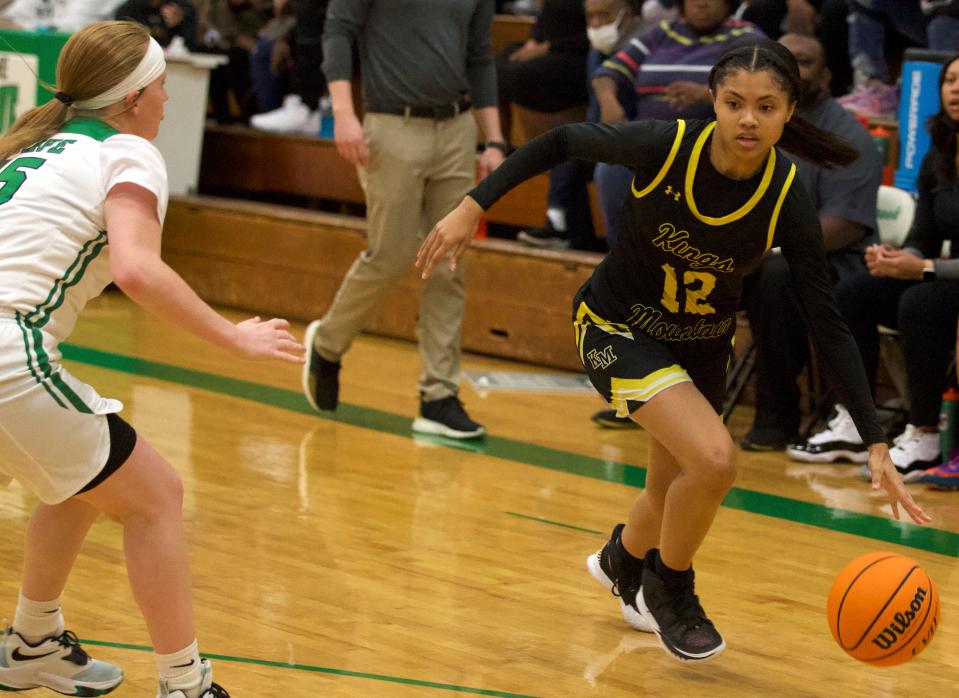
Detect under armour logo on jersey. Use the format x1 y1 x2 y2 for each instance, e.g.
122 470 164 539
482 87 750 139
586 345 618 370
664 186 681 202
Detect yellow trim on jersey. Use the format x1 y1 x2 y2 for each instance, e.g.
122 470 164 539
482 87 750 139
684 121 777 226
573 301 631 364
609 366 691 417
765 162 796 251
631 119 687 199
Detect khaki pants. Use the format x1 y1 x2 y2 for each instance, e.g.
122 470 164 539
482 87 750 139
314 111 476 401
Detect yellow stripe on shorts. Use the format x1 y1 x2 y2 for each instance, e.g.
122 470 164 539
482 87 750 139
573 302 632 364
609 365 690 417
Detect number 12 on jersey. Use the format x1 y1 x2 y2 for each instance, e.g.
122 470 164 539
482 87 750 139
660 263 717 316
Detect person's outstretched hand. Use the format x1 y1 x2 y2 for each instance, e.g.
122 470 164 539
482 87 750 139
867 443 931 525
416 197 483 278
234 317 306 363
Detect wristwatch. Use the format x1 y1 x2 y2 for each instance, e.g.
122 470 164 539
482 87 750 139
485 140 509 154
922 259 936 282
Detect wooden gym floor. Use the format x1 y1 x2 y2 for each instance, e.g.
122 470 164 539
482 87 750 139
0 291 956 697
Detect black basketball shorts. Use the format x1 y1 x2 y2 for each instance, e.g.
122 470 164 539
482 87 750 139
572 299 731 417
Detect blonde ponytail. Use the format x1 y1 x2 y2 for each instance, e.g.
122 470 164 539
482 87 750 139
0 94 72 162
0 21 150 162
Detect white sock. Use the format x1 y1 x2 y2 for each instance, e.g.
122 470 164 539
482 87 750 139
156 639 202 686
545 207 568 232
13 591 64 644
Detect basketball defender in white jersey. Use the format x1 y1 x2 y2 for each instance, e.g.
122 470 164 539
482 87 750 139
0 22 304 698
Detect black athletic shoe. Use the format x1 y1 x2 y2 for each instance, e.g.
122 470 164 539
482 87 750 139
638 550 725 662
412 396 486 439
516 223 571 250
740 427 794 452
586 523 653 632
301 320 340 412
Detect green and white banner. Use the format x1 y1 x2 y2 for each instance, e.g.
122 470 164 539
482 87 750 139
0 51 38 134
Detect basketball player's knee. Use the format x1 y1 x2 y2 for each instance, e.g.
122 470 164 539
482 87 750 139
120 466 183 524
699 443 738 495
153 466 184 516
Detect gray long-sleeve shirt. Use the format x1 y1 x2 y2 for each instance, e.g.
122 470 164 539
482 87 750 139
322 0 497 112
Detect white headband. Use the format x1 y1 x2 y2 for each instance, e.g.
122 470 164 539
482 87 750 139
73 37 166 111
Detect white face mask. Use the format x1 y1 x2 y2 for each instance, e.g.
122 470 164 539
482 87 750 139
587 8 625 55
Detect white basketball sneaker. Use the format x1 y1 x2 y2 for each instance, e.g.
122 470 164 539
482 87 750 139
786 405 868 463
158 658 229 697
0 626 123 695
859 424 941 483
250 94 315 134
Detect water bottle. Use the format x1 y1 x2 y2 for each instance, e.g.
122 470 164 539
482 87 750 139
318 96 334 140
939 387 959 460
870 125 891 165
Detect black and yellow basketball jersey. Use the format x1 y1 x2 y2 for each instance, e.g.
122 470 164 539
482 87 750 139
469 117 882 444
588 119 796 342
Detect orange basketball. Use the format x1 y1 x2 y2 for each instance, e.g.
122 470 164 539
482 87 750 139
827 551 940 666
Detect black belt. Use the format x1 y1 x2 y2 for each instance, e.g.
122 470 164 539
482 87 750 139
367 96 471 120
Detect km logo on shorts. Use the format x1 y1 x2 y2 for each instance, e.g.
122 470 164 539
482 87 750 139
587 345 618 370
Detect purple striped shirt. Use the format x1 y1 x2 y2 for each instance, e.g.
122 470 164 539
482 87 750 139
595 18 762 121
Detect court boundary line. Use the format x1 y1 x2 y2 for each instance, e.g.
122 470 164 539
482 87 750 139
78 639 538 697
60 343 959 558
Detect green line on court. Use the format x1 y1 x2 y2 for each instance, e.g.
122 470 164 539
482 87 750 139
60 343 959 558
505 512 604 535
78 639 537 698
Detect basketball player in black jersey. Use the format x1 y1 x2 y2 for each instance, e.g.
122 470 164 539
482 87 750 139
416 38 930 663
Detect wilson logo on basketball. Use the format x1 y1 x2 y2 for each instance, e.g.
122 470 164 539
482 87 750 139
871 586 928 650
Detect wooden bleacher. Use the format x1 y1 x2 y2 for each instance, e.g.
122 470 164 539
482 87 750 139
163 196 601 371
199 125 550 230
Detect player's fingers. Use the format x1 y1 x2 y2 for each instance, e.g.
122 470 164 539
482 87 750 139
416 230 439 267
450 237 470 271
888 497 901 520
274 349 306 364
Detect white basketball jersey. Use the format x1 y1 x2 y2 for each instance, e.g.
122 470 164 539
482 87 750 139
0 117 168 350
0 118 168 502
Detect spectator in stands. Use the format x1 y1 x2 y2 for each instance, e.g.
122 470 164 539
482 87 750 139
245 0 296 116
838 0 959 119
115 0 198 50
250 0 330 134
301 0 505 440
517 0 649 251
497 0 590 140
789 52 959 482
739 32 882 451
199 0 272 123
736 0 852 95
4 0 124 32
591 0 760 251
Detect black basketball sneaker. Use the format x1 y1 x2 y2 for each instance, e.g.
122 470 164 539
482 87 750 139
637 549 725 662
586 523 652 632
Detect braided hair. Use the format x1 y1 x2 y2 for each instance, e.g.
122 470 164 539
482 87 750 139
708 38 859 170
